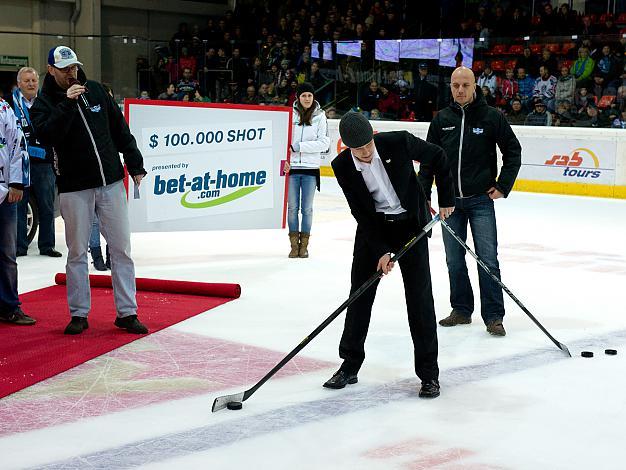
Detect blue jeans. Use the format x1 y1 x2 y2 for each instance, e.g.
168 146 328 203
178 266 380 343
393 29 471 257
17 164 57 253
287 174 316 233
442 194 505 324
0 198 19 313
89 213 101 250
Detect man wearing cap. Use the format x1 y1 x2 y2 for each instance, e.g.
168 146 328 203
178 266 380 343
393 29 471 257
419 66 521 337
411 62 438 121
325 112 455 398
30 46 148 335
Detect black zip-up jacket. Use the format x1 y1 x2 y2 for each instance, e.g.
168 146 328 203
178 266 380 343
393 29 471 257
30 69 146 193
419 93 521 199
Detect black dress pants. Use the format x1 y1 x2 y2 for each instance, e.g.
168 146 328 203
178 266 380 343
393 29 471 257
338 218 439 381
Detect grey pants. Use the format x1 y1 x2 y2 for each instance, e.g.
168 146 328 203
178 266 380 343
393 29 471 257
59 180 137 318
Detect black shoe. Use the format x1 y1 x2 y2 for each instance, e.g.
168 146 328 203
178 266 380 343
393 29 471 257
419 379 440 398
41 249 63 258
323 369 358 389
114 315 148 334
16 250 27 257
439 310 472 327
64 316 89 335
0 307 36 325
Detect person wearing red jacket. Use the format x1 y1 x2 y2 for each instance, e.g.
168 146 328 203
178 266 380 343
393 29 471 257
497 68 519 107
377 85 401 118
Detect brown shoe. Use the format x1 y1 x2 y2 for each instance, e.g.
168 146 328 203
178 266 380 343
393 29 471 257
486 319 506 336
439 310 471 327
288 232 299 258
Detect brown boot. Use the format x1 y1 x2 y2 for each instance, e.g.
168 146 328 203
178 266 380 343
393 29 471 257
439 310 472 327
298 232 310 258
288 232 300 258
486 319 506 336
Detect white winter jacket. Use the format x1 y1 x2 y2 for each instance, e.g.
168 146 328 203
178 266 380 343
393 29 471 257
0 100 26 204
290 101 330 169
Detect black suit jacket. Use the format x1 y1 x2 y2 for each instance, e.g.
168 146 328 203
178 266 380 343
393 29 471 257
331 131 454 257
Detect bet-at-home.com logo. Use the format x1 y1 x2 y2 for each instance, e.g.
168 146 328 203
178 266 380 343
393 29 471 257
153 169 267 208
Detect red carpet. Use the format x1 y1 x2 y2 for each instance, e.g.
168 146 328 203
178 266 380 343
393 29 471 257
0 275 241 399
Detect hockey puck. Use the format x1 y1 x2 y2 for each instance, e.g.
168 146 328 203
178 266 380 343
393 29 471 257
581 351 594 358
605 349 617 355
226 401 243 410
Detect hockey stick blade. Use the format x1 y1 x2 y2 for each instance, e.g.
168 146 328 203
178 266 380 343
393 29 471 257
212 391 246 412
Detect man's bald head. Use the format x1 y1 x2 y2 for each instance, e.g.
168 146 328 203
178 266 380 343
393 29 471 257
450 66 476 106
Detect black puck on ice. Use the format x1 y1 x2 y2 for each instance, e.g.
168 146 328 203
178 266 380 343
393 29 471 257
581 351 594 358
605 349 617 356
227 401 243 410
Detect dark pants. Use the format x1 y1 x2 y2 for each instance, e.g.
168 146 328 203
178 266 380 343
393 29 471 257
0 198 19 313
442 194 505 324
339 218 439 382
17 164 56 253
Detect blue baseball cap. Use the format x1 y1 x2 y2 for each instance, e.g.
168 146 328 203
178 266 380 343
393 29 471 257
48 46 83 68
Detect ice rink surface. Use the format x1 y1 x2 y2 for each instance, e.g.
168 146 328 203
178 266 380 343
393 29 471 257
1 178 625 470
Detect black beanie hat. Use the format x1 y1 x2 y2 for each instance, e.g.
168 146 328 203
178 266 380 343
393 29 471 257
339 112 373 148
297 82 315 96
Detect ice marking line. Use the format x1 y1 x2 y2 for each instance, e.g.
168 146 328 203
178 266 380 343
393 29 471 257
29 329 626 470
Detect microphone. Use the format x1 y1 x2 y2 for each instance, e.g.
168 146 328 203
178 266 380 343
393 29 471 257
68 77 90 109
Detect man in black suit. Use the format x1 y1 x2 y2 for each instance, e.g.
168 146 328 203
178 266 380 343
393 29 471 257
325 112 455 398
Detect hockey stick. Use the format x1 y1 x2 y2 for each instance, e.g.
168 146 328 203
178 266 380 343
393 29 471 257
211 214 442 412
435 209 571 357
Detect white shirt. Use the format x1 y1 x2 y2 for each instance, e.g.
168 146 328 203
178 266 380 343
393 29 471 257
351 145 405 215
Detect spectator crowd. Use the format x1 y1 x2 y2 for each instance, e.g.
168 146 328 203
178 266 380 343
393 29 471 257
128 1 626 128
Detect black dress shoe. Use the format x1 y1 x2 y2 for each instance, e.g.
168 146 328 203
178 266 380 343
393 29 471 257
419 379 440 398
323 370 358 389
64 316 89 335
41 249 63 258
114 315 149 334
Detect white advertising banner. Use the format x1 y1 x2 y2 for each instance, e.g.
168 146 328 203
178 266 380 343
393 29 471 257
321 120 620 190
516 136 617 185
125 101 291 232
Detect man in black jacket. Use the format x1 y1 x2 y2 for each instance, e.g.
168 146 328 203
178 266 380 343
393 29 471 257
30 46 148 336
419 66 521 337
411 63 438 121
325 112 455 398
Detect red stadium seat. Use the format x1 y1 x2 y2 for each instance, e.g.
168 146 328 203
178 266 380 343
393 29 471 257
491 60 505 72
508 45 524 55
505 59 518 70
472 60 485 72
545 43 560 54
617 13 626 24
559 60 573 70
589 14 598 24
561 43 577 55
599 14 612 24
597 95 616 109
486 44 508 56
531 15 541 26
529 44 542 55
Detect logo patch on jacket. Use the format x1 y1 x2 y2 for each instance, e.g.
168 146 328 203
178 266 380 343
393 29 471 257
472 127 484 134
442 126 455 131
89 104 102 113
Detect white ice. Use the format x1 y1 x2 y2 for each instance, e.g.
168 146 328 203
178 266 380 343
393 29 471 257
1 178 625 470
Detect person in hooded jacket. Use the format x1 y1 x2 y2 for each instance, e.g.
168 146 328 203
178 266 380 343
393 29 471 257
418 66 521 337
283 82 329 258
30 46 148 336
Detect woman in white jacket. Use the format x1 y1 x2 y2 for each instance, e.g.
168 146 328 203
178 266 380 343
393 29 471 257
283 83 329 258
